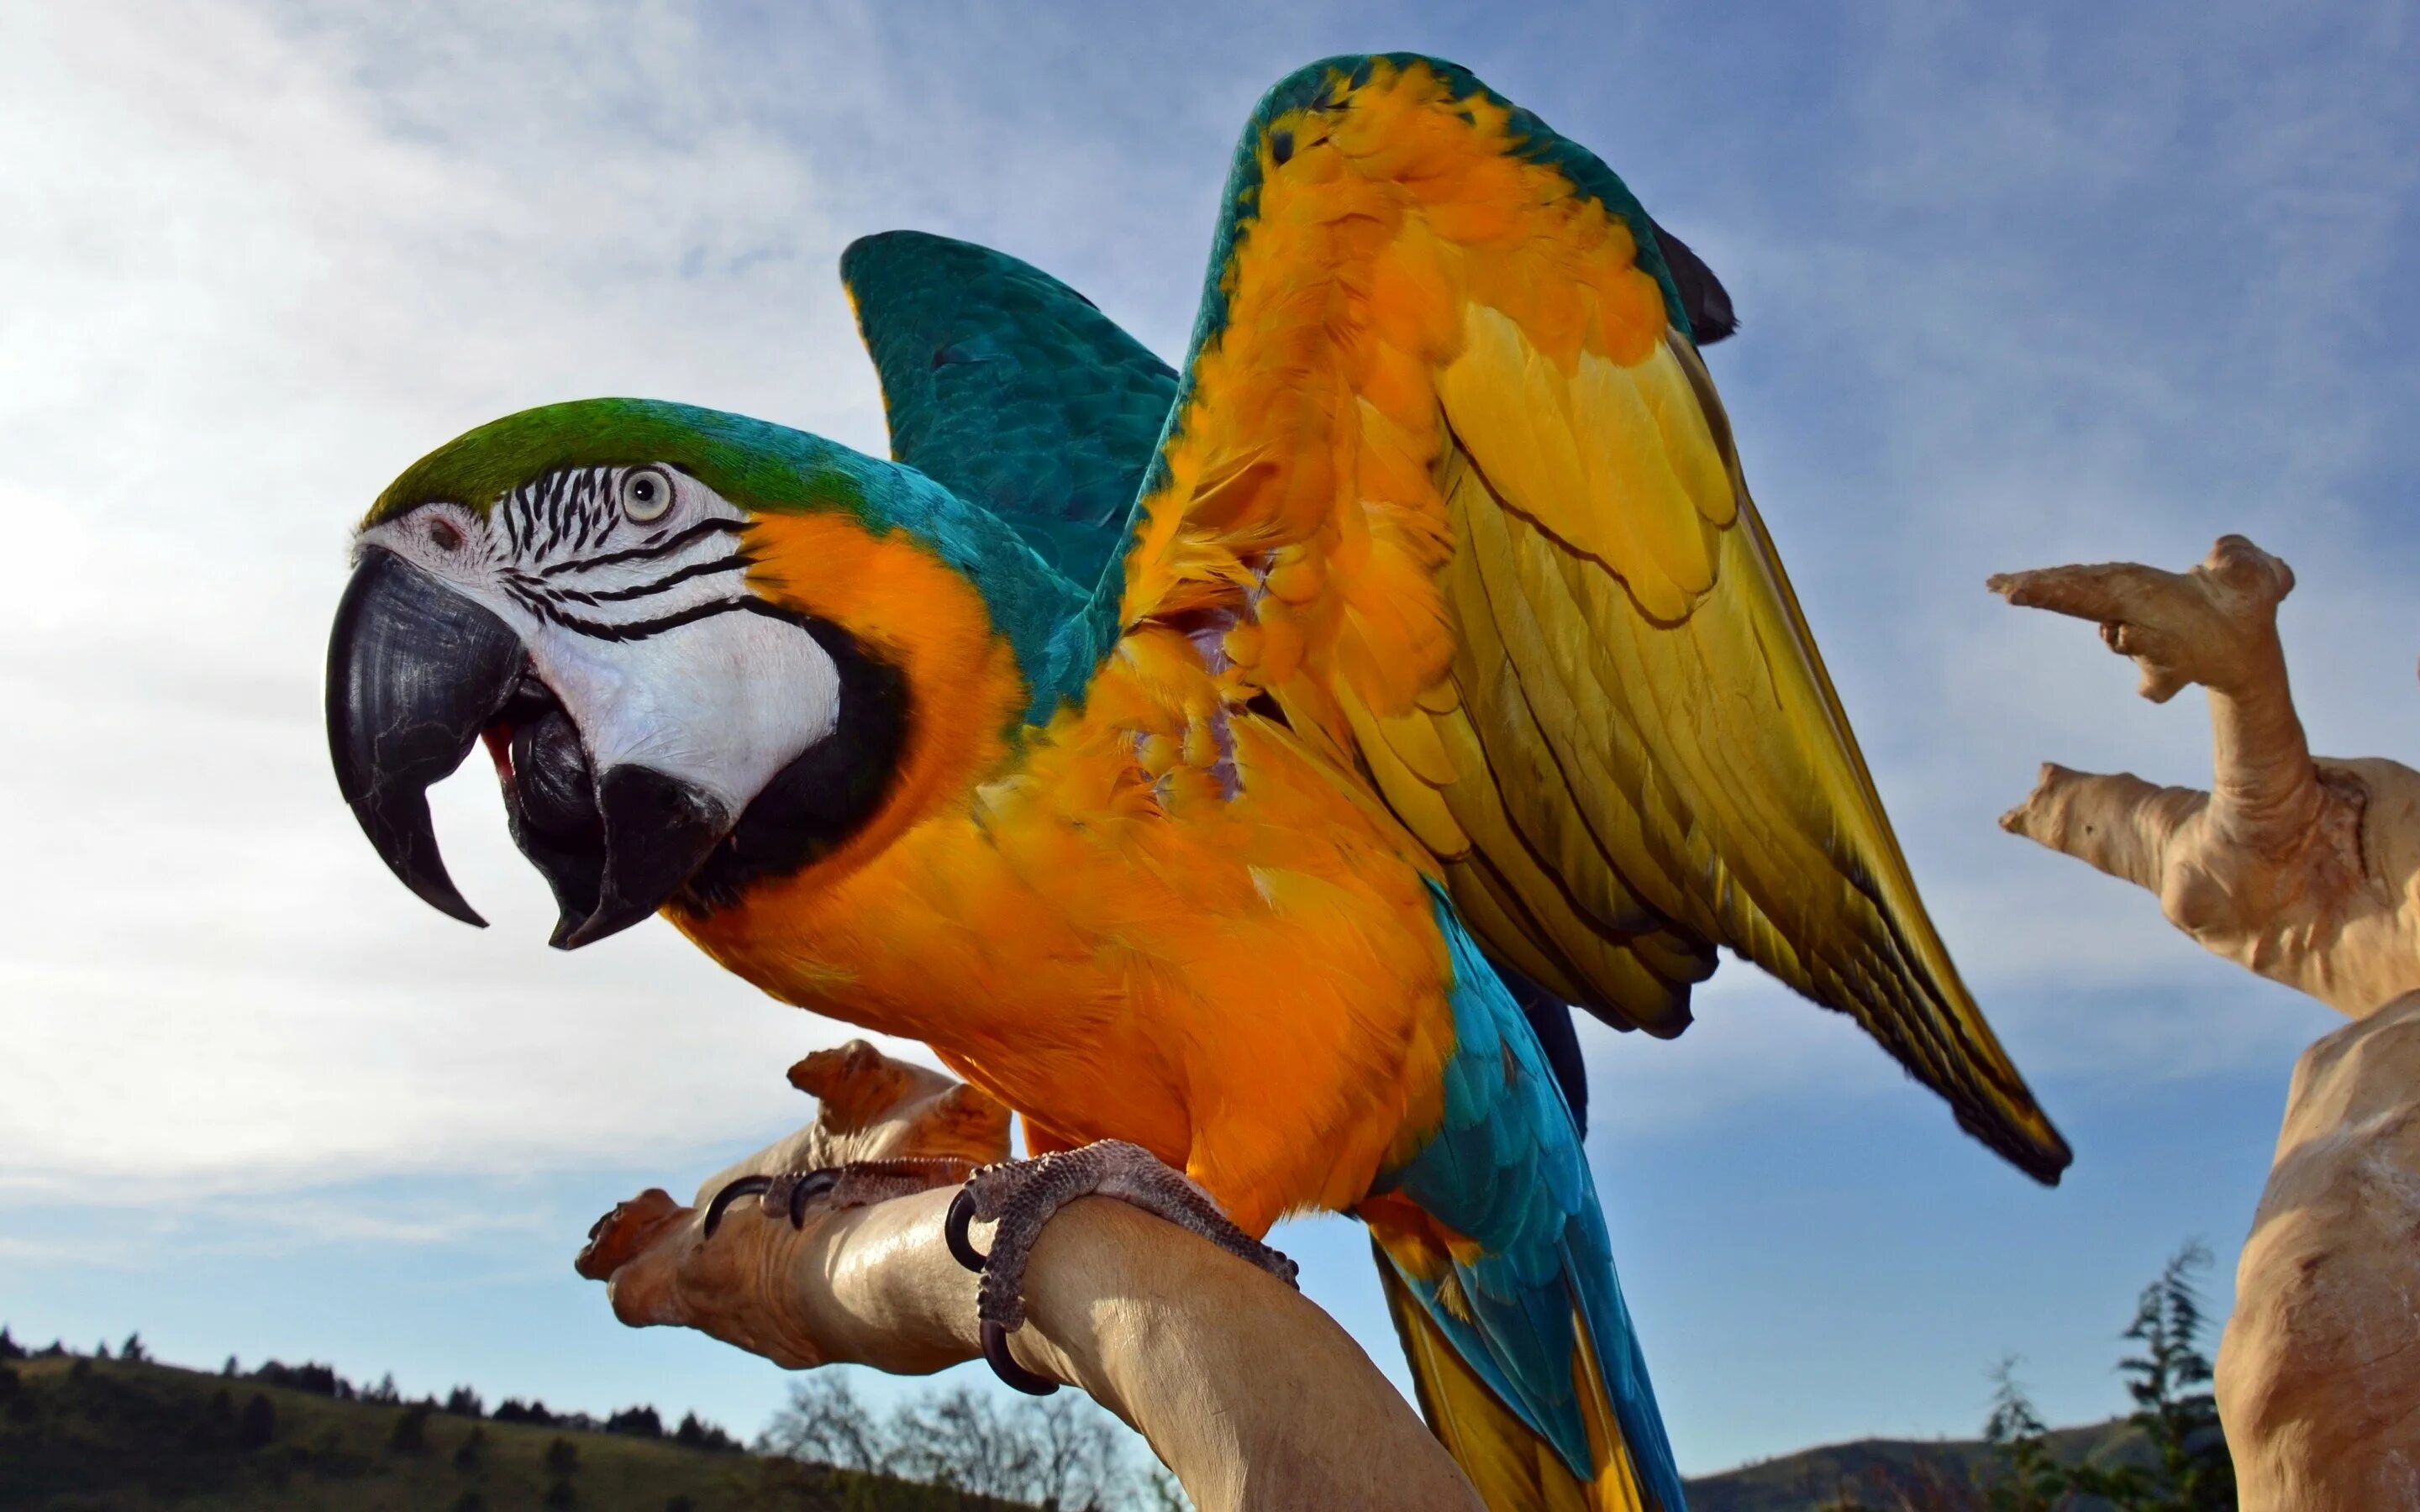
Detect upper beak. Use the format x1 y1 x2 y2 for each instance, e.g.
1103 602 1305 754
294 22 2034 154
326 543 736 946
325 547 523 926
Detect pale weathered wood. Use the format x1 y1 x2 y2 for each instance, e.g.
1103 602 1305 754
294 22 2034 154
1998 536 2420 1508
1992 535 2420 1016
577 1040 1481 1512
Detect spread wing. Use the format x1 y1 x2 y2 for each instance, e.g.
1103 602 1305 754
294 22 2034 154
842 230 1179 587
1116 55 2069 1182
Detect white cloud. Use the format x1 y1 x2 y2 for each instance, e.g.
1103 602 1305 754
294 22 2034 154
2 0 2412 1203
0 0 922 1198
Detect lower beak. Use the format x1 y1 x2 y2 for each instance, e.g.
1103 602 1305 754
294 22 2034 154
557 765 731 948
325 548 521 926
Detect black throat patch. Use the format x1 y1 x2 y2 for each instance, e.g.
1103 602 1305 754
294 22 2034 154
673 613 911 914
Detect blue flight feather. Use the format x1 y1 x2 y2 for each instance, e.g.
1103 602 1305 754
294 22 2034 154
1377 883 1687 1509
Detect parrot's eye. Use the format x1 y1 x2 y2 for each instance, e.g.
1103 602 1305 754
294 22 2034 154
620 466 675 523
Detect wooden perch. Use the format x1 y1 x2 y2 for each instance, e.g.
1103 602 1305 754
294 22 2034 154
1996 534 2420 1509
1991 534 2420 1014
576 1041 1481 1512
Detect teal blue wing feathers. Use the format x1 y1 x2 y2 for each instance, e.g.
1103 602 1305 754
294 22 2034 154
1381 885 1686 1509
840 231 1179 589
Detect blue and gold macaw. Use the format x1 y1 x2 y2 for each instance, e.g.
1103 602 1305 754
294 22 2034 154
326 56 2068 1511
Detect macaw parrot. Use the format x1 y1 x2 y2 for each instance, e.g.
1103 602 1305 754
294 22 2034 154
325 55 2069 1512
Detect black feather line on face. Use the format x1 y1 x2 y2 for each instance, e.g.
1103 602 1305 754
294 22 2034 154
544 517 745 576
673 611 911 914
551 475 571 553
573 470 597 552
542 554 755 607
524 593 793 644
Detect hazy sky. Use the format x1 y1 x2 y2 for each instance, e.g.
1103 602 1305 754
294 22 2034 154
5 0 2416 1479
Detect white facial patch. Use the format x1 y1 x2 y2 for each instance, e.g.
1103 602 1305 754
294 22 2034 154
357 465 842 815
523 609 839 813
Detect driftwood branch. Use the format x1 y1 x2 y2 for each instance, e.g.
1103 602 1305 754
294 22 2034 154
576 1042 1481 1512
1991 534 2420 1015
1995 534 2420 1509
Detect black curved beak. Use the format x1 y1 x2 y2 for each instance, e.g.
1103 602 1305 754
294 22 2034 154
500 707 733 950
325 548 523 926
557 766 732 949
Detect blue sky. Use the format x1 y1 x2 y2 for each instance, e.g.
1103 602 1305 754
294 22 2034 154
4 0 2416 1481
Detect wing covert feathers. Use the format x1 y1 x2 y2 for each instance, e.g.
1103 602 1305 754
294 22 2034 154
842 229 1178 587
1119 54 2069 1182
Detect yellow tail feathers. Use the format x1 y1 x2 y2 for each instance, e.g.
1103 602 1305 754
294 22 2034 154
1374 1244 1664 1512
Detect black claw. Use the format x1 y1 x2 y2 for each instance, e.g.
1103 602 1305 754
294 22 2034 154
981 1320 1059 1396
702 1174 773 1239
944 1187 988 1272
787 1169 838 1229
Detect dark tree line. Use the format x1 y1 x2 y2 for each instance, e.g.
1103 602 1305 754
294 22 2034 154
0 1326 741 1454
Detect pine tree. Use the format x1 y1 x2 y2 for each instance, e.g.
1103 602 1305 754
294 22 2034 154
237 1392 276 1451
1983 1358 2064 1512
1983 1242 2238 1511
390 1401 433 1454
2112 1242 2235 1510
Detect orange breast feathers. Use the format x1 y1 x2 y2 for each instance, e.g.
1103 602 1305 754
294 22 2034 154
673 516 1461 1232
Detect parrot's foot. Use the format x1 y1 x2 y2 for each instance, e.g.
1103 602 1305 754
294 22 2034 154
944 1140 1297 1394
701 1156 978 1240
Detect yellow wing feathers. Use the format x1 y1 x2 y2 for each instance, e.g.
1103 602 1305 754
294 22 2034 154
1122 56 2067 1179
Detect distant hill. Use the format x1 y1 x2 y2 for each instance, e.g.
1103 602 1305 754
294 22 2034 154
1683 1418 2148 1511
1 1339 2149 1511
0 1350 1026 1511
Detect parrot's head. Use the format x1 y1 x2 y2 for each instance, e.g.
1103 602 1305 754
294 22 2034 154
326 398 1055 949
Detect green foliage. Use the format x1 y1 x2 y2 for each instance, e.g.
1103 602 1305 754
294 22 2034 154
2117 1243 2236 1511
674 1410 742 1453
0 1348 950 1509
546 1436 581 1476
1981 1361 2070 1512
607 1404 665 1438
236 1391 276 1451
388 1401 431 1455
1981 1242 2237 1512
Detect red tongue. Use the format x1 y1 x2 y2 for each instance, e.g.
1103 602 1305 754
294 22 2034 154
481 726 515 783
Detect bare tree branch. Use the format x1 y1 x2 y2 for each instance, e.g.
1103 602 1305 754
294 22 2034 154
1992 535 2420 1014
